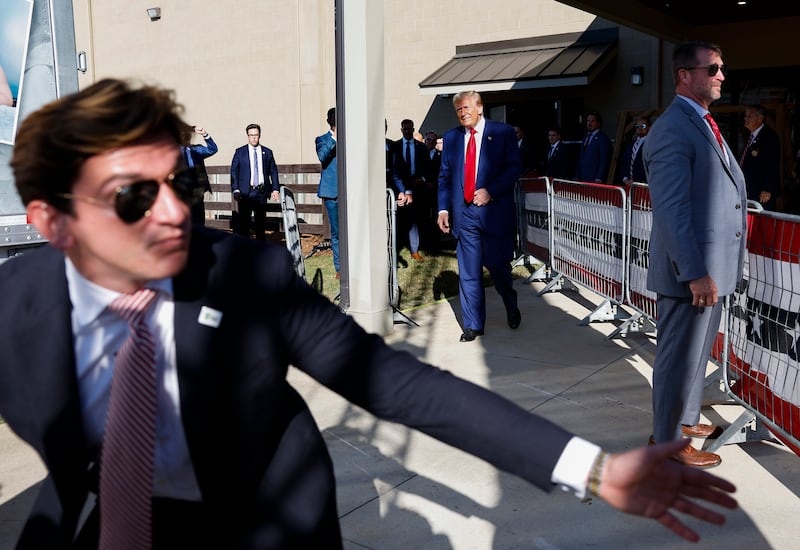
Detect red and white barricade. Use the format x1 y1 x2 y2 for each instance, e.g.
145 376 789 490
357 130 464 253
721 209 800 456
516 177 551 281
539 179 629 326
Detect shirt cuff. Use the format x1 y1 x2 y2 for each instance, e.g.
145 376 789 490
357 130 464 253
550 436 602 499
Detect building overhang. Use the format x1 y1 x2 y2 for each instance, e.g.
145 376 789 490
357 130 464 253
419 27 618 96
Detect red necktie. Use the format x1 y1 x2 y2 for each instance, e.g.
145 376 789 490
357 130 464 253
464 128 477 202
100 288 158 550
703 113 724 150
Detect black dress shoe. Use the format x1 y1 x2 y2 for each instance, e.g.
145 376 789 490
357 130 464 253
507 308 521 329
460 328 484 342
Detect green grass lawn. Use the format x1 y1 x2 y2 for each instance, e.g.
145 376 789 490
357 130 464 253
303 246 539 310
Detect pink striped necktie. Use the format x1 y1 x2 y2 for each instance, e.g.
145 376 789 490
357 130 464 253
99 288 159 550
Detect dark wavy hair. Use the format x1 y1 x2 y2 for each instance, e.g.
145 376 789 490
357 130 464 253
11 78 187 213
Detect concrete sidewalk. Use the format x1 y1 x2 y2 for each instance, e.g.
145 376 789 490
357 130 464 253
2 278 798 548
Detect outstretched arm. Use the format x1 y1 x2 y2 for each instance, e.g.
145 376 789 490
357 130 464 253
598 439 737 542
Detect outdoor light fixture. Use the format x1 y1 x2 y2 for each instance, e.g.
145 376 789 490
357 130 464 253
77 51 87 73
146 7 161 21
630 66 644 86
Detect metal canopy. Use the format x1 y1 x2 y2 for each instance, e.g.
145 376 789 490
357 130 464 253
418 28 618 95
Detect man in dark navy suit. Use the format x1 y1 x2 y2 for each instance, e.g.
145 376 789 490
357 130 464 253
0 79 738 549
543 126 571 180
741 104 780 210
437 91 523 342
575 111 612 183
230 123 280 239
180 124 218 226
392 119 430 260
619 116 650 185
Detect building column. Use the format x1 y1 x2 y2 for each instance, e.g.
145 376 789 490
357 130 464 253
335 0 392 335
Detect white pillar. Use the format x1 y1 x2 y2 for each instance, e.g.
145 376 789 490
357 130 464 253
336 0 392 334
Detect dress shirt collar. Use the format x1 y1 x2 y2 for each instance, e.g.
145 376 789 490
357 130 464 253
677 94 711 119
466 116 486 136
750 124 764 140
65 257 173 330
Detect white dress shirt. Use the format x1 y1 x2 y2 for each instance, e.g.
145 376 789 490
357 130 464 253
66 259 202 501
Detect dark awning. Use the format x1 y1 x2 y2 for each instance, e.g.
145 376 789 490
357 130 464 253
419 27 618 95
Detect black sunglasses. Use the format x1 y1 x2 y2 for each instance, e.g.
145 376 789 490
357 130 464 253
680 63 727 77
57 168 200 224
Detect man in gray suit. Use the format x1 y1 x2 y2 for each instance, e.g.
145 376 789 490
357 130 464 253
644 41 747 468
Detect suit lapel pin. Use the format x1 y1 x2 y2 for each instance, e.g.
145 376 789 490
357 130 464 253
487 136 493 141
198 306 223 328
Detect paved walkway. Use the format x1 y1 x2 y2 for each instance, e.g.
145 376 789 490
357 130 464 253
2 279 798 548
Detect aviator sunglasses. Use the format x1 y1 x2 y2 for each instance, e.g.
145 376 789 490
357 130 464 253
679 63 727 77
57 168 201 224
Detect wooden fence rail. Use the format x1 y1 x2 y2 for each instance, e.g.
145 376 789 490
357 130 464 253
203 163 329 238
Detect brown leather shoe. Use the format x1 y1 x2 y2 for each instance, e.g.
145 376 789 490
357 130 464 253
681 423 722 438
674 444 721 468
647 436 721 468
411 252 424 261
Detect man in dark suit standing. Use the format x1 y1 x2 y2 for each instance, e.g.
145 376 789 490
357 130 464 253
575 111 612 183
180 124 218 226
619 116 650 184
543 126 571 180
392 119 430 260
423 130 443 249
644 41 747 468
741 104 780 210
514 126 537 175
230 123 280 240
0 79 738 548
438 91 522 342
315 107 340 277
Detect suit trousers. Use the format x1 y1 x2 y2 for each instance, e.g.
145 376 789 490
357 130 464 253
652 295 723 441
456 205 517 331
324 198 340 272
237 193 268 240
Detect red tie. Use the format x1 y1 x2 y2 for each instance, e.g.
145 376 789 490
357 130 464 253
464 128 477 203
703 113 724 150
100 288 158 550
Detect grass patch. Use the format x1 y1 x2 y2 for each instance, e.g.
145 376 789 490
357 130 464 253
303 246 537 310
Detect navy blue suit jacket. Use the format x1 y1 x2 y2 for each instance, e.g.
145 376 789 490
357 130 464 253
391 138 430 194
741 125 780 201
438 119 522 239
0 229 573 548
575 130 612 183
183 136 218 193
231 144 280 204
618 137 647 184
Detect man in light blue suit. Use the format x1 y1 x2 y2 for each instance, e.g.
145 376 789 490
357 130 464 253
644 41 747 468
438 91 522 342
315 107 339 276
575 111 612 183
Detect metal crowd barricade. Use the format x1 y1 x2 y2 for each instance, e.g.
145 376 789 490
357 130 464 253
710 209 800 456
280 186 305 279
539 179 630 326
514 177 551 282
386 188 416 325
610 182 657 338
